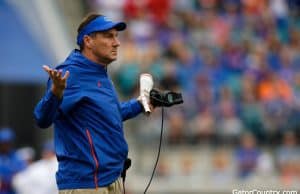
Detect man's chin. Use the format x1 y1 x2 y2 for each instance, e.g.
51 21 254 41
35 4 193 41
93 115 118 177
111 54 118 61
106 57 117 65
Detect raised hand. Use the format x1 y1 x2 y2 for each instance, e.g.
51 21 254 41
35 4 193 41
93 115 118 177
43 65 70 99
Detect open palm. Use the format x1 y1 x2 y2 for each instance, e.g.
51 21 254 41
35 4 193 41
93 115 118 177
43 65 70 98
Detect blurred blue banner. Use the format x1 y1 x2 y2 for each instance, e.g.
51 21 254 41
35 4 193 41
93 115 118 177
0 1 52 83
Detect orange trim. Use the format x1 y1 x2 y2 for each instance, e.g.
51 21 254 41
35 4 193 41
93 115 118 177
86 129 99 189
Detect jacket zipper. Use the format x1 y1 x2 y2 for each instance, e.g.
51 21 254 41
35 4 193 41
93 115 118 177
86 129 99 189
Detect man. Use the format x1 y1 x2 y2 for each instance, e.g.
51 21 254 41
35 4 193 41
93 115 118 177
34 13 149 194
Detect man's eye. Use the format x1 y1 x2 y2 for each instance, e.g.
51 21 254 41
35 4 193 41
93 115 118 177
107 34 115 38
103 32 118 38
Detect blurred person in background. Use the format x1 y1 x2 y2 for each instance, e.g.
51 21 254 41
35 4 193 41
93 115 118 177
235 132 260 179
216 86 243 144
211 148 232 185
275 131 300 186
15 147 35 166
189 106 216 144
0 128 26 194
13 140 58 194
33 13 151 194
166 110 185 145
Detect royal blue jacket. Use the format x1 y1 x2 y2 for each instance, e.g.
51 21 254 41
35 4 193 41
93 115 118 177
34 50 143 190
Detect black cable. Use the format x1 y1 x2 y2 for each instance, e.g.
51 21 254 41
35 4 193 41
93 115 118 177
143 107 164 194
123 179 125 194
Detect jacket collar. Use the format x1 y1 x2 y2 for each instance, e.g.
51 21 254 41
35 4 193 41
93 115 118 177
68 49 108 74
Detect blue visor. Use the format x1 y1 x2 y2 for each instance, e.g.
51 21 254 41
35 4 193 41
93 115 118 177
77 16 126 46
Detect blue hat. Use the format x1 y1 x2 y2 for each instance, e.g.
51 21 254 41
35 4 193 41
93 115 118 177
0 128 15 143
77 15 126 46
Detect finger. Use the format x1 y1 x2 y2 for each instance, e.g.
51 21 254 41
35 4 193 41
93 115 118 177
53 69 58 78
49 70 55 80
57 70 62 78
62 71 70 81
55 70 61 80
43 65 51 73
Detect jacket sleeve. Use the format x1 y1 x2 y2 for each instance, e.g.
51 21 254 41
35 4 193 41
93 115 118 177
33 79 62 128
120 99 143 121
34 68 82 128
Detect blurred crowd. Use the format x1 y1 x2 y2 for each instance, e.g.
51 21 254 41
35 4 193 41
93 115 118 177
87 0 300 144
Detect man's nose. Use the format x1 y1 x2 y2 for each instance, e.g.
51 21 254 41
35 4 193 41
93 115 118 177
113 38 120 47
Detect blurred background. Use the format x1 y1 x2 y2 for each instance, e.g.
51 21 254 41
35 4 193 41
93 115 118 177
0 0 300 193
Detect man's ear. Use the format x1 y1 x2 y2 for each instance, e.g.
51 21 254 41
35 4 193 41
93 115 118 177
83 35 94 49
